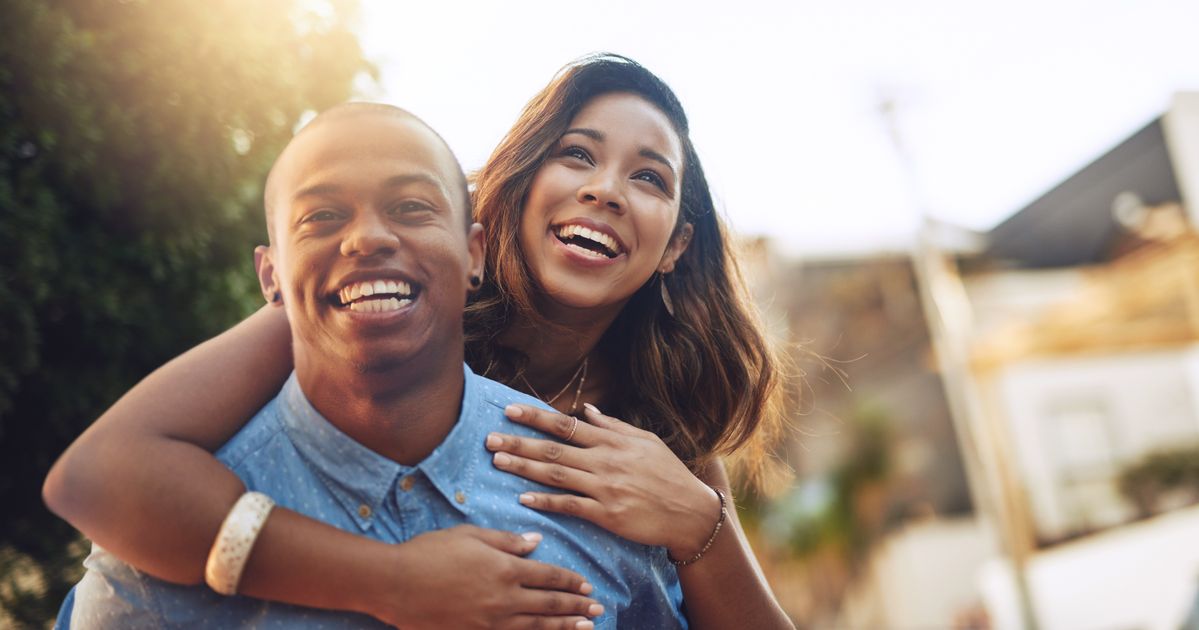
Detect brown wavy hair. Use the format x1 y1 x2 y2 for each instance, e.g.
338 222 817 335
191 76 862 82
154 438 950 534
465 53 784 477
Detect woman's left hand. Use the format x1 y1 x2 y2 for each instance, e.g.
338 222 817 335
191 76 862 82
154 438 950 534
485 403 722 562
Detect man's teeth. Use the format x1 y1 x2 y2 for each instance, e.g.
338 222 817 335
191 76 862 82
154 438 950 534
348 297 411 313
338 279 413 305
554 224 622 256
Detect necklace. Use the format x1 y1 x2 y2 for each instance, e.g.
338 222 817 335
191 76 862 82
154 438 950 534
519 357 589 415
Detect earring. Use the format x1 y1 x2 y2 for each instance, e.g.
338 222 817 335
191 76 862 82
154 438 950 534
659 273 675 317
271 291 282 304
469 275 482 289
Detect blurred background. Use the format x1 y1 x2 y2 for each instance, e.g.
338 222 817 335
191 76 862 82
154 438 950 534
3 1 1199 628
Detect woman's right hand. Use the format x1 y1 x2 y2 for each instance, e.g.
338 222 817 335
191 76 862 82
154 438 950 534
375 525 602 630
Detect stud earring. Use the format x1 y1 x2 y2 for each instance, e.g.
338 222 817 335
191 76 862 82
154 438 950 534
272 291 282 304
469 275 482 289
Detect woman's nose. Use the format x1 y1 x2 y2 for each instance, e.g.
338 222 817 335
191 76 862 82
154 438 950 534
577 171 626 213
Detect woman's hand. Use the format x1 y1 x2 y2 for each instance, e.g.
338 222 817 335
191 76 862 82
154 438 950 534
485 403 722 562
376 525 603 630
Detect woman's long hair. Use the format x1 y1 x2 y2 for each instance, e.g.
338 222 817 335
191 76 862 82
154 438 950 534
466 54 784 477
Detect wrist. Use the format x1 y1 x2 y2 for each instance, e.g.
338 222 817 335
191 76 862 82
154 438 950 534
667 483 722 561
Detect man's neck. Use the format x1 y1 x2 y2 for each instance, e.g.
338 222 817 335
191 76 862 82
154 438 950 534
293 347 465 466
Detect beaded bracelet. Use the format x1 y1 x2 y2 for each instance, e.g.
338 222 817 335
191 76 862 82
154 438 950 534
669 487 728 567
205 491 276 595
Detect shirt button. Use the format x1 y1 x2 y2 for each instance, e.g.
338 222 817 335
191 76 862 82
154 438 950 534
358 504 372 518
400 476 414 492
455 491 467 505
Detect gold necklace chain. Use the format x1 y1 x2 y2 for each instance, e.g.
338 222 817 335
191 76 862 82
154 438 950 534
520 357 589 414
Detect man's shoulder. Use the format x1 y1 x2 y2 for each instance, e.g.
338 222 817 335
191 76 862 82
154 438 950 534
469 371 553 416
214 391 289 470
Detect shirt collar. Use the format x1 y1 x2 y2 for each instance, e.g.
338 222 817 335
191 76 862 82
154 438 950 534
278 364 486 526
416 364 485 518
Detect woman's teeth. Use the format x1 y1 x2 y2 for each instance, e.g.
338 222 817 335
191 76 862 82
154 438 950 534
553 224 622 257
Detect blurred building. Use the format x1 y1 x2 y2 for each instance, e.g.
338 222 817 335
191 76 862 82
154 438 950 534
916 92 1199 630
745 93 1199 629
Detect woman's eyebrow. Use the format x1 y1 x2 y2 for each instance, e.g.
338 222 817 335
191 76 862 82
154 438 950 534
640 149 677 177
562 127 603 141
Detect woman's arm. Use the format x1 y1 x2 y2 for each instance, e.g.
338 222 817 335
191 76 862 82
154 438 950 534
43 305 601 628
44 305 294 580
487 403 795 630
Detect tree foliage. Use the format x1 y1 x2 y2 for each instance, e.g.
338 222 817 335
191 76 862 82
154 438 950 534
0 0 372 624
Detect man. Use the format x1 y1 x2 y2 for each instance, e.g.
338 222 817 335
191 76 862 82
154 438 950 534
64 103 685 628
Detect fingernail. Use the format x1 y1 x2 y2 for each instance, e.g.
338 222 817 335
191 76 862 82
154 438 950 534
485 434 501 448
519 493 535 505
520 532 542 543
588 604 605 617
576 621 595 629
579 581 593 595
583 403 600 415
493 452 512 466
505 404 523 418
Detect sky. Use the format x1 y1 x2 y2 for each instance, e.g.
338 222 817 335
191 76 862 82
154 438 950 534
355 0 1199 257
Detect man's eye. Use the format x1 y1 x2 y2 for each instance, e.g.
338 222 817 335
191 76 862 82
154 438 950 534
390 201 434 215
302 209 342 223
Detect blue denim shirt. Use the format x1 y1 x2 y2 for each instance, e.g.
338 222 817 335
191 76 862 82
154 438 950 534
68 365 686 629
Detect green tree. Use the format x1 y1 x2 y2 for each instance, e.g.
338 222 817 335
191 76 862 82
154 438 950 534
0 1 372 624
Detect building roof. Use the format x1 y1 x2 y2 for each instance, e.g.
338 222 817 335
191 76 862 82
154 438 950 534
985 118 1182 269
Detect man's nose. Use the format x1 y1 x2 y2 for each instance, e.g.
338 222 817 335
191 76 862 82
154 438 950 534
340 212 399 258
577 170 626 214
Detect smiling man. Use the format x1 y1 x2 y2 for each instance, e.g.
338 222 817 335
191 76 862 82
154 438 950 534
63 103 686 628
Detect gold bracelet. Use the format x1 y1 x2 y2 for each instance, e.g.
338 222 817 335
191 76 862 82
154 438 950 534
669 487 727 567
205 491 275 595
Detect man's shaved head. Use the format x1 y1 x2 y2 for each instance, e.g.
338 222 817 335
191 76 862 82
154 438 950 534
263 103 472 240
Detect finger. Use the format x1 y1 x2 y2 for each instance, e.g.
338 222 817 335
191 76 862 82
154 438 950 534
514 557 595 596
462 525 543 556
505 404 605 446
492 452 598 493
581 403 646 437
499 614 598 630
486 432 587 469
518 492 605 524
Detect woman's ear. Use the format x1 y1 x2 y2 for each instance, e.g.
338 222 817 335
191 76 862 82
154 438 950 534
254 245 283 306
657 223 693 274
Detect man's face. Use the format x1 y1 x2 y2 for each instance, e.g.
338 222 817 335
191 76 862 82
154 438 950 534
258 113 483 374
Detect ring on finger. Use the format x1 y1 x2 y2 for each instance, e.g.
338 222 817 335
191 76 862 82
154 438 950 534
565 416 579 442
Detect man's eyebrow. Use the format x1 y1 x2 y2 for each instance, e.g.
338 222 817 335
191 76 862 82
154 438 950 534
381 172 448 192
292 173 450 201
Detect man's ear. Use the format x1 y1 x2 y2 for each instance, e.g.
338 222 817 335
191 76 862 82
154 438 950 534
657 223 693 274
466 222 486 290
254 245 282 306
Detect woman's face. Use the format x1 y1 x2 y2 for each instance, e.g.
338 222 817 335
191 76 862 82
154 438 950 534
519 92 690 316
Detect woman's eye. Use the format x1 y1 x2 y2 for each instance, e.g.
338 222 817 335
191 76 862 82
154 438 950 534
634 170 667 191
561 146 593 164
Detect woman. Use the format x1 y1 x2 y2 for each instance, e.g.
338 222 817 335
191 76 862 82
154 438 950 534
45 53 792 629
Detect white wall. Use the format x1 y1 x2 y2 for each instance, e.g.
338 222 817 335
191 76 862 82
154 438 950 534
839 517 996 629
994 347 1199 541
980 504 1199 630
